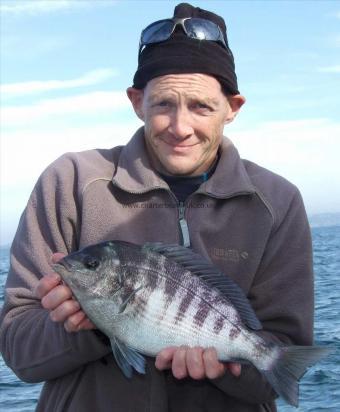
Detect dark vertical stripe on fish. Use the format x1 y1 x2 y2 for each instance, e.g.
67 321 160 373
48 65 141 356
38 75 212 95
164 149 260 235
147 270 159 291
193 301 211 328
213 316 225 335
164 276 178 302
229 327 241 340
174 290 195 324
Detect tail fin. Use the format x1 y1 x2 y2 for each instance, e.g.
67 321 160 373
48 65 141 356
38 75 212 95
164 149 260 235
263 346 332 407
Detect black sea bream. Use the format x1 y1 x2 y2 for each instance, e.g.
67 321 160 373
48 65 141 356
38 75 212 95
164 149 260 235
53 241 331 407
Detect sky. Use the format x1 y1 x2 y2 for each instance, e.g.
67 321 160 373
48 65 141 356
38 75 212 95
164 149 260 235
1 0 340 245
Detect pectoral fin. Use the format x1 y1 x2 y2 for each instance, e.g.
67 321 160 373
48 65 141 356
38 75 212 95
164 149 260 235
119 285 144 314
111 337 146 378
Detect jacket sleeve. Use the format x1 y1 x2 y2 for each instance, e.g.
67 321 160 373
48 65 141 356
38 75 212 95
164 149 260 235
0 155 112 383
212 188 314 404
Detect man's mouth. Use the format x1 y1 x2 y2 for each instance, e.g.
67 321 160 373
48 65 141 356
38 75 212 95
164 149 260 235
161 138 198 148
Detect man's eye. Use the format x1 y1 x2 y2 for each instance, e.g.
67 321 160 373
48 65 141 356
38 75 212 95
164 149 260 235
151 100 170 108
193 102 211 110
158 101 170 107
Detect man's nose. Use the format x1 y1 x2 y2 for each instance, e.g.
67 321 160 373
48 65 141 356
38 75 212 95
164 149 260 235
168 107 194 139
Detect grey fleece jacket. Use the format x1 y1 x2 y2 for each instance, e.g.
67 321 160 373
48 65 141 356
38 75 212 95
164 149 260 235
0 128 314 412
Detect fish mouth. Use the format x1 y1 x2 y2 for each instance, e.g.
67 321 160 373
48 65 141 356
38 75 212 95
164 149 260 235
53 258 72 274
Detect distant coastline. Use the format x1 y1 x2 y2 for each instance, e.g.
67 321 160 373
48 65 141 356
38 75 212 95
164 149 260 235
308 213 340 228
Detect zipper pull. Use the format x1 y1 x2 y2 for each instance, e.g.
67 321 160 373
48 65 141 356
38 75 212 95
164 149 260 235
178 202 190 247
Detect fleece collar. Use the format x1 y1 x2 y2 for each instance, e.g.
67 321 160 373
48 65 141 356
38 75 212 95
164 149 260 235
112 127 255 198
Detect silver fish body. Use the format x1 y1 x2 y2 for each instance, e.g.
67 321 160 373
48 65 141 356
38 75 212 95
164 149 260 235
54 240 331 407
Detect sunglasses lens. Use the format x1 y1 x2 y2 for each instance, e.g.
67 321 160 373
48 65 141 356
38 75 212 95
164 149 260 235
185 18 221 41
141 20 174 45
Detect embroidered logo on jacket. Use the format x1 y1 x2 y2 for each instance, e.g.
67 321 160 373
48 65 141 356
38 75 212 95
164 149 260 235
210 248 249 262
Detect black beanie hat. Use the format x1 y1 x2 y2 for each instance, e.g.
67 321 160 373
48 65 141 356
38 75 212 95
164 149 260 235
133 2 239 95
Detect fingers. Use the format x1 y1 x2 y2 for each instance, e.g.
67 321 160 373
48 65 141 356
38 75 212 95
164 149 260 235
77 317 96 330
35 273 61 299
64 313 96 333
202 348 226 379
49 298 80 322
35 253 96 334
43 283 94 333
35 259 92 332
41 284 72 310
52 252 66 264
34 250 66 300
156 346 194 379
40 282 94 332
186 347 205 380
155 346 177 370
64 310 86 332
225 362 242 377
172 346 189 379
155 346 230 380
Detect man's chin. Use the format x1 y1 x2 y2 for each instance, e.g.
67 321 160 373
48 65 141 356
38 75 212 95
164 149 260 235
160 161 200 177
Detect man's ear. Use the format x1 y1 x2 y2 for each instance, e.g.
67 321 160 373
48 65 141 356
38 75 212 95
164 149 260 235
126 87 145 121
224 94 246 124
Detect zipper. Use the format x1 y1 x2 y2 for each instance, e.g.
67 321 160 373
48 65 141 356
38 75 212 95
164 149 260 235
178 190 253 248
178 201 190 247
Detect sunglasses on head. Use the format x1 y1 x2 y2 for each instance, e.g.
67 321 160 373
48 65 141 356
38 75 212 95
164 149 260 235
139 17 229 55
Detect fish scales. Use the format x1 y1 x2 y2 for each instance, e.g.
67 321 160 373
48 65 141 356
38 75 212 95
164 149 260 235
120 249 242 329
112 261 258 362
53 240 332 407
121 260 228 329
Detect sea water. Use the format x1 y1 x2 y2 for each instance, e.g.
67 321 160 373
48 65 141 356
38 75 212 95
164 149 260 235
1 226 339 411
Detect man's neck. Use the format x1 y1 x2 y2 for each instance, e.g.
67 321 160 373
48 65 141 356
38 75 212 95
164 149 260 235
159 153 219 202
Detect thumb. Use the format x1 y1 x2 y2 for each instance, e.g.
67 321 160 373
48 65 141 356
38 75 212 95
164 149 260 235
51 252 66 264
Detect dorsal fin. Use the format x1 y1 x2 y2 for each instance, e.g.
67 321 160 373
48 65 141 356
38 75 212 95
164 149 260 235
143 242 262 330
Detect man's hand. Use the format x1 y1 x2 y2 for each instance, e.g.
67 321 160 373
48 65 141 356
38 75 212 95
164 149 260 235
35 253 95 332
155 346 241 380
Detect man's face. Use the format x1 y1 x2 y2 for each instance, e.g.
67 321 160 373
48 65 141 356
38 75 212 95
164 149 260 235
127 73 245 176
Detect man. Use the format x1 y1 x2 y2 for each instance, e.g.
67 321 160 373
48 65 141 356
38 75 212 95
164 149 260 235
0 3 313 412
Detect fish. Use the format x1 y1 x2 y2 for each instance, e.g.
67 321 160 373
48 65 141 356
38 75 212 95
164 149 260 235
53 240 331 407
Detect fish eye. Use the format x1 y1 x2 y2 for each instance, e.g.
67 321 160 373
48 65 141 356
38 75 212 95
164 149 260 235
84 256 100 270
